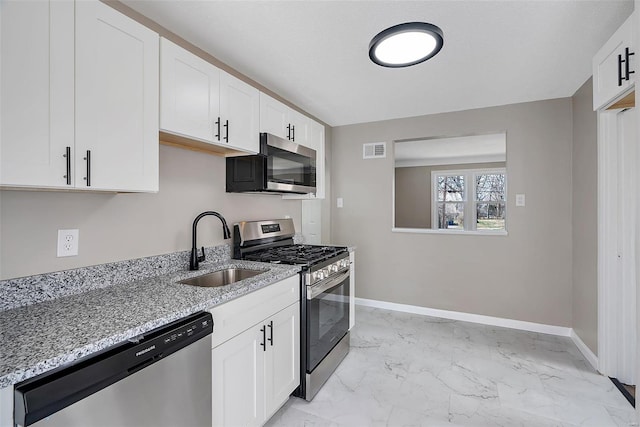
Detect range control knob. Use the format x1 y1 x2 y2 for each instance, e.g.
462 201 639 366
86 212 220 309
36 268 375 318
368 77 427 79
330 264 339 273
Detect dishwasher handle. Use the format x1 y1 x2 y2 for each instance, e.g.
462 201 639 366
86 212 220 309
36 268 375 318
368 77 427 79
14 311 213 427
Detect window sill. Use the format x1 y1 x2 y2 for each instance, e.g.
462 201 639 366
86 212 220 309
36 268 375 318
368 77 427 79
391 227 508 236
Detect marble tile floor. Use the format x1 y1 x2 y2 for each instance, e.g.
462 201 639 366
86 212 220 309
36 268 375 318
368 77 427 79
266 306 638 427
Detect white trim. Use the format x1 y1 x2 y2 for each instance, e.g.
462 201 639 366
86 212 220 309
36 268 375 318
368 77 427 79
355 297 571 337
392 227 508 236
570 329 599 370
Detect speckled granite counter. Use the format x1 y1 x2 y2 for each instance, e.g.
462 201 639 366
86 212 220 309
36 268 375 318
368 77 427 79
0 258 300 389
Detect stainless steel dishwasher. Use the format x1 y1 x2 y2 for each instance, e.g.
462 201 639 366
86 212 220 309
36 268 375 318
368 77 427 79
14 311 213 427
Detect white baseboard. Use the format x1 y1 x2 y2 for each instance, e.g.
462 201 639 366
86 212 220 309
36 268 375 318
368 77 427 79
355 297 572 337
570 329 599 370
355 298 600 369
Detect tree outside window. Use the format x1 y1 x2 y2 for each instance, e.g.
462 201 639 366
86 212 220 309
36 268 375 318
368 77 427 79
433 169 506 232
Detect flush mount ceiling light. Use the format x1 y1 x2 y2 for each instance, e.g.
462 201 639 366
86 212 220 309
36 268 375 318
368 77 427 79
369 22 444 68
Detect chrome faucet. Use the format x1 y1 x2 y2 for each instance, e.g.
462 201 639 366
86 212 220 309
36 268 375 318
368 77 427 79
190 211 231 270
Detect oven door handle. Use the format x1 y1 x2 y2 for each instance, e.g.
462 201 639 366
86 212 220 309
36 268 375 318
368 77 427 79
307 269 350 300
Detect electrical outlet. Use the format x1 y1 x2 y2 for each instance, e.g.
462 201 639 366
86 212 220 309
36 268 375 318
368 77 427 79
337 198 344 208
515 194 526 207
57 229 79 257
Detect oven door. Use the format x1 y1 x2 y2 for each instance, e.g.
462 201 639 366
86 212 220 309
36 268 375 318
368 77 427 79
262 133 316 194
306 269 350 372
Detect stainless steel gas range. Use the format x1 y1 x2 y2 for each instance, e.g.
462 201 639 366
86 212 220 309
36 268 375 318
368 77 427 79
233 218 350 401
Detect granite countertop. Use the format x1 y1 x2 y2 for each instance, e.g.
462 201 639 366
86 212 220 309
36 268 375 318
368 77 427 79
0 259 300 389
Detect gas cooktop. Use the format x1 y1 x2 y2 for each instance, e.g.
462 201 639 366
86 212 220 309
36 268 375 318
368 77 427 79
243 244 346 266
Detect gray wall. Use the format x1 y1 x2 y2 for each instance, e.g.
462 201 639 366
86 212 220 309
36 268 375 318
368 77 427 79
571 78 598 354
332 98 574 327
395 167 430 228
395 162 506 229
0 145 301 279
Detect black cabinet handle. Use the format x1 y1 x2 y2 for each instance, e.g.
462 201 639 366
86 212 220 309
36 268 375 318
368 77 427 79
223 120 229 142
64 146 71 185
291 125 295 142
625 47 635 81
267 320 273 346
287 124 291 140
260 325 266 351
83 150 91 187
618 53 624 87
215 117 220 141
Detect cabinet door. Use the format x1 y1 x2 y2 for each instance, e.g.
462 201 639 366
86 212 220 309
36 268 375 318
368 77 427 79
212 325 265 427
75 1 159 192
160 38 220 144
259 92 290 140
0 0 74 188
264 303 300 420
289 110 310 146
220 71 259 153
593 14 635 110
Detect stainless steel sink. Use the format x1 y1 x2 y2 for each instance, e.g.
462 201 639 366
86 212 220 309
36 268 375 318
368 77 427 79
179 268 265 288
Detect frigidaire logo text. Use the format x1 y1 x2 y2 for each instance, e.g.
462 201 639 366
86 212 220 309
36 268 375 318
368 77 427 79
135 345 156 357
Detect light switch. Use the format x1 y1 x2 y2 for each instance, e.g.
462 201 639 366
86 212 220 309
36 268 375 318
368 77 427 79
337 197 344 208
515 194 526 207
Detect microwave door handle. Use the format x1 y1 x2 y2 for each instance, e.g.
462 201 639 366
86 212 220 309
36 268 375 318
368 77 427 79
307 269 350 300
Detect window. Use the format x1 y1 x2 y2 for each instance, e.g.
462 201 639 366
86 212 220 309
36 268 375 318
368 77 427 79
432 168 506 232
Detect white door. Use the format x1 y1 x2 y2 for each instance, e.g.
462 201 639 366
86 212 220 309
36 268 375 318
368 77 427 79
212 325 265 427
264 303 300 420
75 0 159 192
0 0 74 188
598 107 637 385
220 71 259 153
259 92 290 140
160 38 220 144
616 108 637 385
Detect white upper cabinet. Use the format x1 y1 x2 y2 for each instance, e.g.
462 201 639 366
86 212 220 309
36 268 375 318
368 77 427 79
1 1 74 188
75 1 159 192
593 13 635 110
259 92 309 144
160 38 259 154
219 71 260 153
160 38 220 144
259 93 291 140
1 0 159 192
289 110 311 147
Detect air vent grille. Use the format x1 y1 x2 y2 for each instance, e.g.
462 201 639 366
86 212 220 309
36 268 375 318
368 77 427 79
363 142 386 159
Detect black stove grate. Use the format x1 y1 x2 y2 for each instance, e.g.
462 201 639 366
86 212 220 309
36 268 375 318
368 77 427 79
243 244 346 266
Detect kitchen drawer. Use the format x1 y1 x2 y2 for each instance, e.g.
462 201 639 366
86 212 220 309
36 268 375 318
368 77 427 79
209 275 299 348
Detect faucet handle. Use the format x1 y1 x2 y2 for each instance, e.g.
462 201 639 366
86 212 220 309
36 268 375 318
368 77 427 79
198 246 206 263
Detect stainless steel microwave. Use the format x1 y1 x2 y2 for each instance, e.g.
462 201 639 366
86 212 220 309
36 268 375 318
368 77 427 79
226 133 316 194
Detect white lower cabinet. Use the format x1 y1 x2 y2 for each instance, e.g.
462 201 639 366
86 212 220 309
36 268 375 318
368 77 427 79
209 276 300 427
264 304 300 420
212 321 265 427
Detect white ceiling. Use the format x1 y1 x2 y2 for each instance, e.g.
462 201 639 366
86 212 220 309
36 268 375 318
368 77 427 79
395 133 506 167
122 0 634 127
